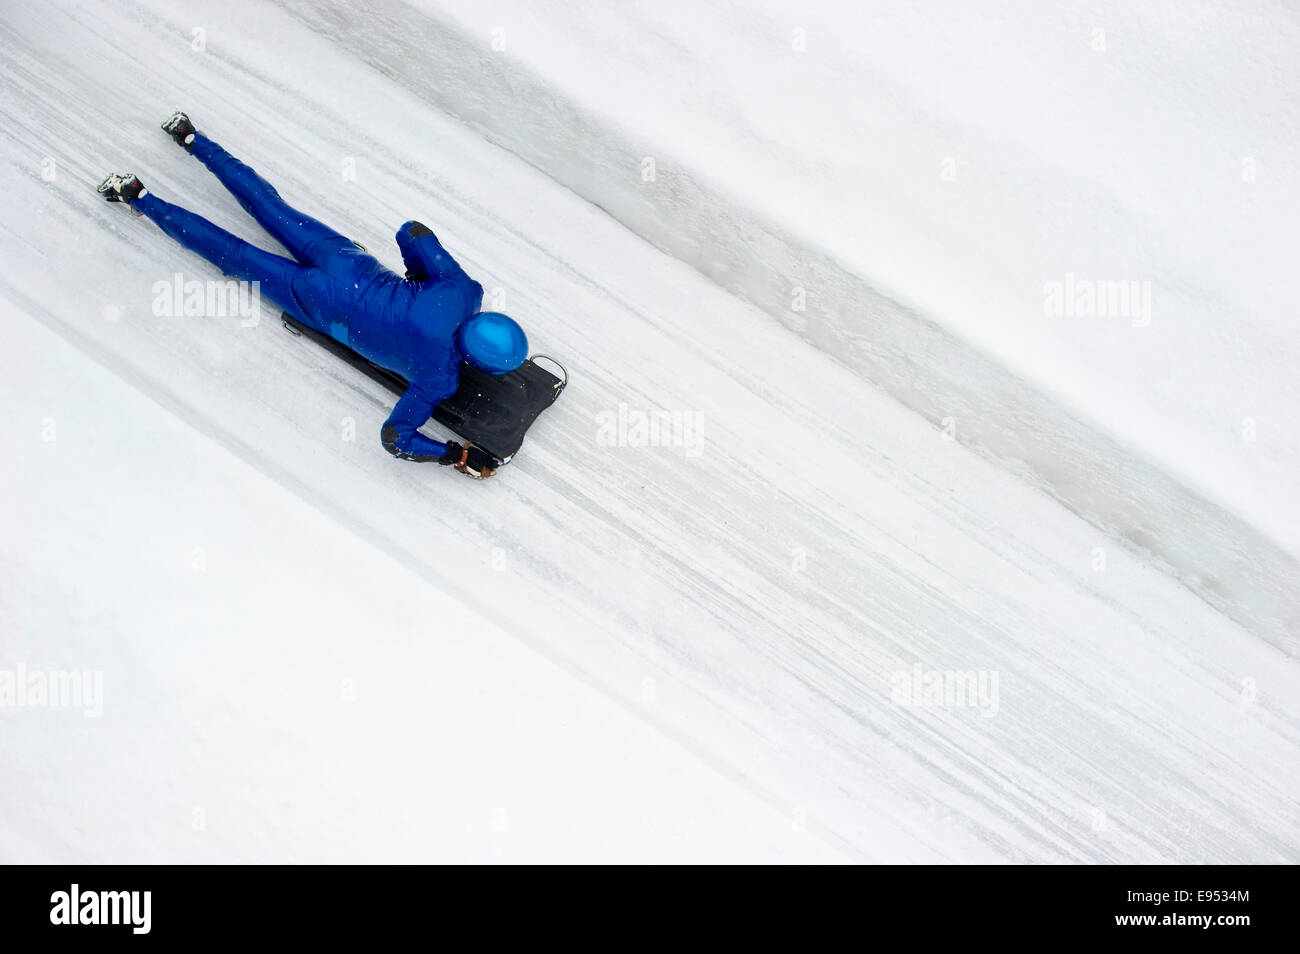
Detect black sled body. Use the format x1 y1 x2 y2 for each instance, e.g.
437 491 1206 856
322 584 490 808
281 312 565 465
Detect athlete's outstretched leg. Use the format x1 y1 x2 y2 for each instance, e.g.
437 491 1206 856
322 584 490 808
133 191 321 330
189 133 353 267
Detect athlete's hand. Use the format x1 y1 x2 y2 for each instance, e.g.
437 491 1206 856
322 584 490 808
438 441 466 466
438 441 498 478
457 444 499 479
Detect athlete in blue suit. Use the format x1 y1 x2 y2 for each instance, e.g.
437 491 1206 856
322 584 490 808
97 112 527 477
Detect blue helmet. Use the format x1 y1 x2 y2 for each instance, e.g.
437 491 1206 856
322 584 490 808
458 312 528 374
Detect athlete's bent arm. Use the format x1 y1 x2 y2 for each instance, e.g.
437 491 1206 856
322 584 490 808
380 383 460 462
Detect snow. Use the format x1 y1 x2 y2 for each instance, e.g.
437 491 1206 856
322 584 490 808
0 310 839 863
1 0 1297 862
355 0 1300 645
429 0 1300 550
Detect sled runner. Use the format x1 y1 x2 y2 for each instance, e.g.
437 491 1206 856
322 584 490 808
281 312 566 466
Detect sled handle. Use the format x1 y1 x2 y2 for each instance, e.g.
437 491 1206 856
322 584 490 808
531 354 568 390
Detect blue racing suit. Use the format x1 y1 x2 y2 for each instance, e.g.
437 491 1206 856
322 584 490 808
133 133 483 460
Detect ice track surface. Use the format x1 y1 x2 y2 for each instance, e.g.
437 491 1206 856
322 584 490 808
1 0 1297 862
